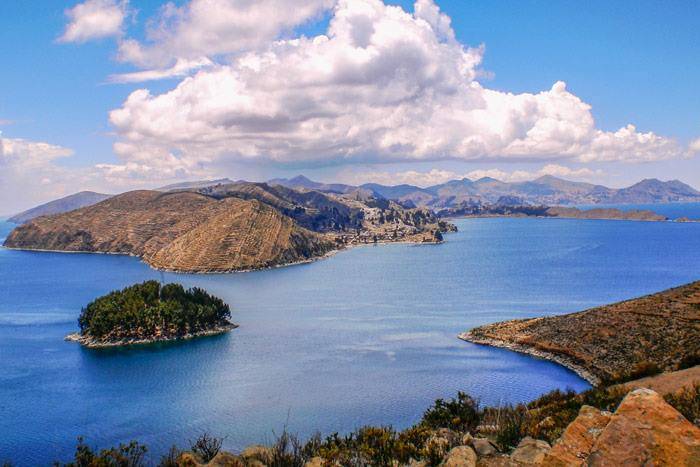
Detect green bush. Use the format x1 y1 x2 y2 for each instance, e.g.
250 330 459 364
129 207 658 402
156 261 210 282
421 392 481 433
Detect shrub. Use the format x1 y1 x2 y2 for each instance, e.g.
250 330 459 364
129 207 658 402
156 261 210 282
665 384 700 427
491 405 528 451
190 433 222 463
157 446 181 467
269 428 309 467
678 354 700 370
62 437 148 467
604 360 662 384
421 392 481 433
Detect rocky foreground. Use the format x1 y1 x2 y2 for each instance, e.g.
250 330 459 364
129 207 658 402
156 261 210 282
461 281 700 385
4 183 453 273
171 388 699 466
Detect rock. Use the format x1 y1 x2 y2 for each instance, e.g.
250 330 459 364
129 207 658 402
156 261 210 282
542 405 611 466
304 457 325 467
442 445 477 467
470 438 498 457
586 388 700 466
509 437 550 465
461 433 474 446
435 428 460 446
207 452 245 466
240 445 273 465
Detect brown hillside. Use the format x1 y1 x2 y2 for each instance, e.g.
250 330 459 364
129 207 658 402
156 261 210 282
461 281 700 384
4 190 335 273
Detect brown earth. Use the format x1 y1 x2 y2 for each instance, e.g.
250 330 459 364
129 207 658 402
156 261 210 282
461 281 700 384
545 206 667 221
3 190 336 273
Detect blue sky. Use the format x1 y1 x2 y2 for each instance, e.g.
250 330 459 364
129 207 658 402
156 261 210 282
1 0 699 212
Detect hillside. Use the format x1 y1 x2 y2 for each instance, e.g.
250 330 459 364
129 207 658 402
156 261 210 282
4 184 452 272
461 281 700 385
3 190 336 273
8 191 112 224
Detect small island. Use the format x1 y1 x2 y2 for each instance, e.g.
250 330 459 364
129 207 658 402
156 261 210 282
66 280 236 348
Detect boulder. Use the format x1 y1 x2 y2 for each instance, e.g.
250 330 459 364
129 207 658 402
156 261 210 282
542 405 611 466
471 438 498 457
442 445 477 467
509 437 550 465
586 388 700 466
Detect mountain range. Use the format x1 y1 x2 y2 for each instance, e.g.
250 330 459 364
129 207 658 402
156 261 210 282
7 175 700 224
268 175 700 208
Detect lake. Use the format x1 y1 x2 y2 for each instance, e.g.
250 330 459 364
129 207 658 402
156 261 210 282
2 210 700 465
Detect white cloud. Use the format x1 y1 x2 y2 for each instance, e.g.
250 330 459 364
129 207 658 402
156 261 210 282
0 137 73 169
343 164 603 187
689 137 700 154
107 57 214 83
115 0 334 69
105 0 690 178
59 0 128 43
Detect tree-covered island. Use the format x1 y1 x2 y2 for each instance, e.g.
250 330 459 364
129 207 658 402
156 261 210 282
66 281 236 348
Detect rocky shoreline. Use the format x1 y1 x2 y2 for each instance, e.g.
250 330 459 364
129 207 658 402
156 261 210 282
65 323 238 348
458 330 601 386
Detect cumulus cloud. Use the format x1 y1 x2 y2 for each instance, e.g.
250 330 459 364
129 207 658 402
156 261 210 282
343 164 603 187
59 0 128 43
107 57 214 83
114 0 333 69
0 137 73 169
105 0 691 178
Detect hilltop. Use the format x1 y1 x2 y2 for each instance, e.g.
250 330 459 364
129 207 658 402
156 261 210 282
3 182 453 273
460 281 700 385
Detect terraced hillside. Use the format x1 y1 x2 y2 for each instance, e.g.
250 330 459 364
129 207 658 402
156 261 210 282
461 281 700 385
3 190 335 273
4 184 453 272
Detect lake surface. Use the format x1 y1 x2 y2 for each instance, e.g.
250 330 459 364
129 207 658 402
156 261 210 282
2 210 700 465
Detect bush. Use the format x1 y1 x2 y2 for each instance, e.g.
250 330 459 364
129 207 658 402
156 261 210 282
491 405 528 451
190 433 222 463
604 361 662 384
421 392 481 433
157 446 181 467
62 437 148 467
665 384 700 427
678 354 700 370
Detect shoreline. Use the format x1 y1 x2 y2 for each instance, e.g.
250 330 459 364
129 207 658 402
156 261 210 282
2 234 449 275
65 323 238 348
458 331 601 386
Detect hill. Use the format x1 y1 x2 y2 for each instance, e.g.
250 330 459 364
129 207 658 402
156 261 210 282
4 183 453 272
3 190 336 273
8 191 112 224
460 281 700 385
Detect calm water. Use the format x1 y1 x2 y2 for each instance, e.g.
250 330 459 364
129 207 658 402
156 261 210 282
2 209 700 465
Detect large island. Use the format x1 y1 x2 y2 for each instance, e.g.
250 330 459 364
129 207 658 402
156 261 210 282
66 281 236 348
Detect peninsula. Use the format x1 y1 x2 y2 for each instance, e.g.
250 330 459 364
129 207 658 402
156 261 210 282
66 281 236 348
460 281 700 386
4 182 454 273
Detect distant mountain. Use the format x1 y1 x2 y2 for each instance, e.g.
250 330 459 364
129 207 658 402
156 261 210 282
8 191 112 224
262 175 700 208
268 175 357 194
156 178 236 191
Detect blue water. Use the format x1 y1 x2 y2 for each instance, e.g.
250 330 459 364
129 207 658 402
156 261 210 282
2 212 700 465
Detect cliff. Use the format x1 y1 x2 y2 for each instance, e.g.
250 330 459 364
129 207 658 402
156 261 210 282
460 281 700 385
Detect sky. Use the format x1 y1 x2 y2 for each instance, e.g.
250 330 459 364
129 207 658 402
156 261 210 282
1 0 699 213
